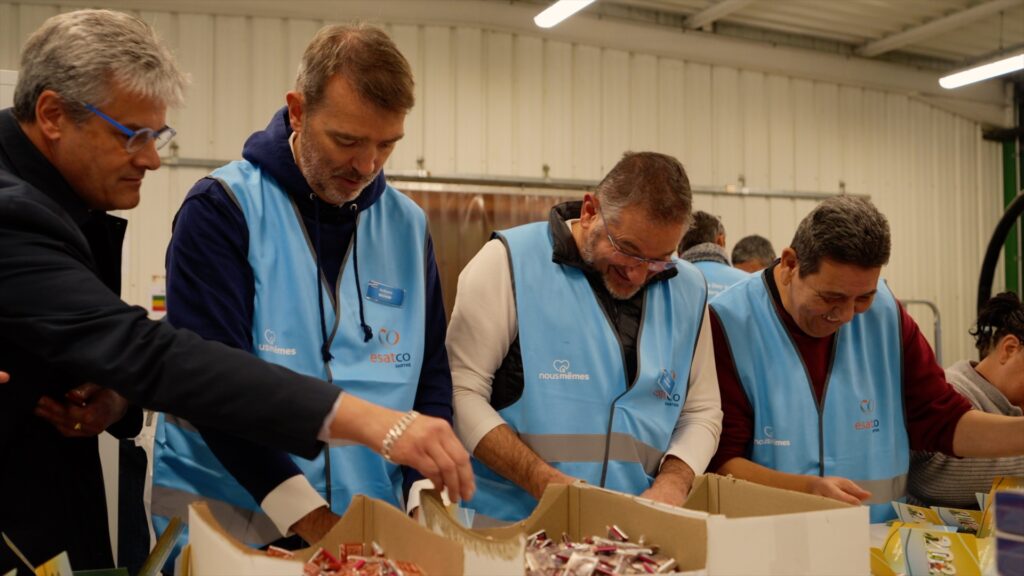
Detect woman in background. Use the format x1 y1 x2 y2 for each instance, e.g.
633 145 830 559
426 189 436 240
908 292 1024 509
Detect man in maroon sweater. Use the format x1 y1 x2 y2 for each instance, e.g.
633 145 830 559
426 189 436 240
708 196 1024 520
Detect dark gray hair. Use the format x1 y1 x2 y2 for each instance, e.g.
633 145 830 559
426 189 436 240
732 234 776 267
680 211 724 252
596 152 692 226
791 195 890 276
971 292 1024 359
295 23 414 113
13 9 187 123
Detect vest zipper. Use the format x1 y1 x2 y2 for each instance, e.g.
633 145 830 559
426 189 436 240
595 288 648 487
764 273 835 477
286 194 357 513
327 210 356 352
817 334 840 476
318 211 358 511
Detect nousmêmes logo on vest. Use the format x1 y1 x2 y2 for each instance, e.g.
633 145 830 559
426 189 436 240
538 359 590 381
258 328 297 356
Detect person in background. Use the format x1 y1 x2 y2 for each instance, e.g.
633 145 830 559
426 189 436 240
152 23 454 559
0 10 471 571
709 195 1024 522
679 211 749 298
908 292 1024 509
449 152 722 525
731 234 776 273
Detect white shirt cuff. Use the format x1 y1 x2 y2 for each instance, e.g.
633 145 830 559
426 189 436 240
405 479 450 514
317 392 344 442
260 474 329 537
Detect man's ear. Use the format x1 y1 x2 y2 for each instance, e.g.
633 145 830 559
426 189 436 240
34 90 67 141
777 247 798 286
285 91 305 134
579 193 599 230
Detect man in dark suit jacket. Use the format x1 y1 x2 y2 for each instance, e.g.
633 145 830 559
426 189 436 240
0 9 472 572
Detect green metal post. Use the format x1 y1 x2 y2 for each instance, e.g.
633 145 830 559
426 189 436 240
1004 140 1020 295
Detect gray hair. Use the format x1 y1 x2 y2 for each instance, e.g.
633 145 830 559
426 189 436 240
732 234 776 267
295 23 414 113
596 151 692 226
680 211 724 252
791 195 891 277
13 9 187 123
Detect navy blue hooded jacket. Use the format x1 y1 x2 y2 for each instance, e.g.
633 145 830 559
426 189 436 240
164 107 452 515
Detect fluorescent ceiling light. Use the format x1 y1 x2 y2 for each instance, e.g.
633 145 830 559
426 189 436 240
534 0 596 29
939 52 1024 89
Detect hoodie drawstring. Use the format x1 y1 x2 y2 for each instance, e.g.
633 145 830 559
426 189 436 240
311 195 335 365
350 204 373 343
310 196 374 368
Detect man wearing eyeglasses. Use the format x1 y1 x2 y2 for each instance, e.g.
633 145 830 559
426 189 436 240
0 11 472 571
448 152 722 524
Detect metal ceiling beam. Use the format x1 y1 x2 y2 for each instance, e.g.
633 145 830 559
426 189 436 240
684 0 754 30
16 0 1012 126
606 0 699 17
856 0 1022 58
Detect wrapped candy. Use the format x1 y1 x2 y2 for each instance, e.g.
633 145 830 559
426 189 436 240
524 528 680 575
268 541 424 576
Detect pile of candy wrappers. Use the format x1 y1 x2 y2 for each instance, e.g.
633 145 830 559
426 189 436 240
525 525 679 575
266 541 424 576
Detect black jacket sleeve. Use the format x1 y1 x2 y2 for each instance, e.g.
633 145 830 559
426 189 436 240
0 183 339 459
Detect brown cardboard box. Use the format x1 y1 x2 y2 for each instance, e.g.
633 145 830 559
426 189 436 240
681 474 869 575
420 481 707 572
185 495 518 575
186 474 868 575
422 473 869 575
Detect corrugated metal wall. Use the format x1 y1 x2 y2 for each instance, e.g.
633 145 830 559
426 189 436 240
0 2 1006 363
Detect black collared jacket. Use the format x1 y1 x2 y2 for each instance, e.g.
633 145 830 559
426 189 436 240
0 109 341 570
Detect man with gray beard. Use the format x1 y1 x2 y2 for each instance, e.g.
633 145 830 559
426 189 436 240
448 152 722 524
153 24 456 560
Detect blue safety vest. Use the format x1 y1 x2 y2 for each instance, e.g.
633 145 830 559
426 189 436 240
693 260 749 298
465 222 707 523
152 161 427 558
711 274 908 522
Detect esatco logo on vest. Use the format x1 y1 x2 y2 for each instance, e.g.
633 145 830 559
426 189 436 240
257 328 297 356
854 398 881 432
653 369 681 407
538 359 590 381
370 328 412 368
754 425 791 447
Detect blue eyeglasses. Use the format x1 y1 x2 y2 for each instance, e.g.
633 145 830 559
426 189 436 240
84 103 176 154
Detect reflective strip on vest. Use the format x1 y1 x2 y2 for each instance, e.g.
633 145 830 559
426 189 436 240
464 222 707 523
520 433 664 477
858 474 909 506
151 484 280 546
